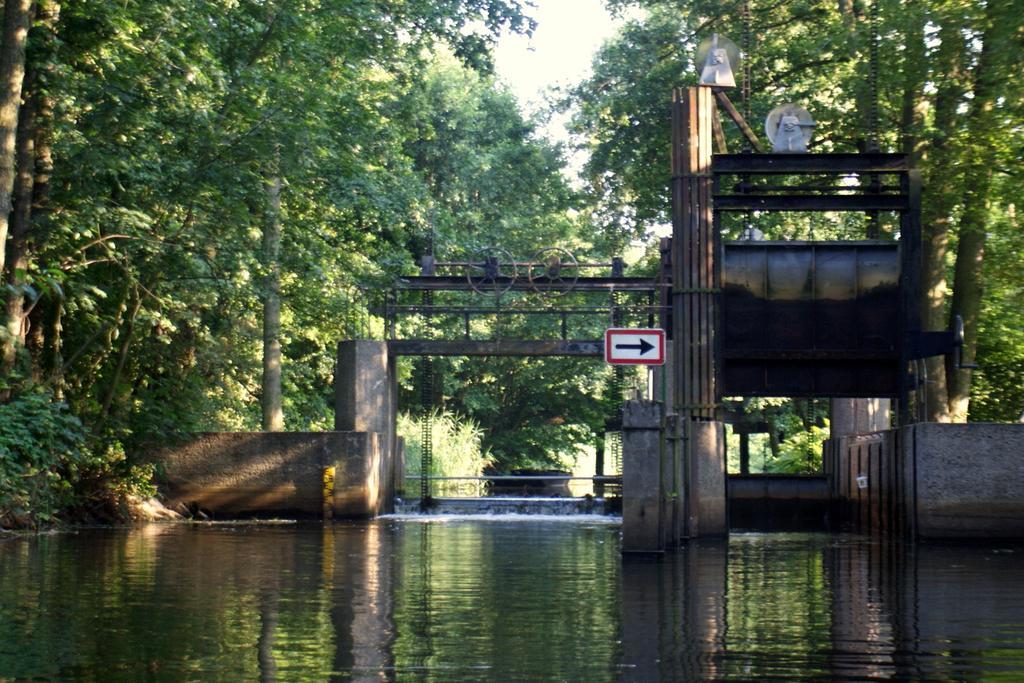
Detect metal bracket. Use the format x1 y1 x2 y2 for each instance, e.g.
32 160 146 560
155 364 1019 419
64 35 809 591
906 314 975 368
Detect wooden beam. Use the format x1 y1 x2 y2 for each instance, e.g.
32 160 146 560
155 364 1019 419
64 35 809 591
712 107 728 154
713 90 765 153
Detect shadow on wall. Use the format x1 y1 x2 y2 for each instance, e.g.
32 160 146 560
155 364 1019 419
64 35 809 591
152 431 390 519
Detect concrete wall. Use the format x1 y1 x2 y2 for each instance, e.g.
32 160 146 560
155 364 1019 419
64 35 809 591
904 423 1024 538
621 400 727 552
157 432 386 518
825 423 1024 539
830 398 891 438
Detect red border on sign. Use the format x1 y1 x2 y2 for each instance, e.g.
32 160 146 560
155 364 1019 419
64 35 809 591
604 328 665 365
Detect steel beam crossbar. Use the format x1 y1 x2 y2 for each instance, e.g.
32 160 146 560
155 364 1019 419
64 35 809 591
394 276 660 292
389 340 604 357
713 194 908 211
712 152 909 174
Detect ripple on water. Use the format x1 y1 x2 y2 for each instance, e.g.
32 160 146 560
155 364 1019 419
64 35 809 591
1 524 1024 680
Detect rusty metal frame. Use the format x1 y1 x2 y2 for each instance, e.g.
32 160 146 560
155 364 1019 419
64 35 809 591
711 151 924 424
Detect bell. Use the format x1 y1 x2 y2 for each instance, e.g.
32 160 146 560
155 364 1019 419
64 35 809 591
699 34 736 88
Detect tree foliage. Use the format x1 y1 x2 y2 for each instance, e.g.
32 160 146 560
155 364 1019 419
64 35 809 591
0 0 564 524
569 0 1024 421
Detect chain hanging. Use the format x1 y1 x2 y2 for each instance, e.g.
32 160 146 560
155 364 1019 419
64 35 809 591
419 290 434 501
867 0 880 153
741 0 752 130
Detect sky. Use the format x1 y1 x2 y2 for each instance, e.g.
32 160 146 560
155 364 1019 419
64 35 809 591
492 0 635 145
493 1 623 109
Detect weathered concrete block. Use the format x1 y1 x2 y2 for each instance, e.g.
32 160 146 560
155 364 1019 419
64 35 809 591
156 432 383 518
335 341 389 433
622 400 665 553
335 341 397 513
692 420 727 536
905 423 1024 539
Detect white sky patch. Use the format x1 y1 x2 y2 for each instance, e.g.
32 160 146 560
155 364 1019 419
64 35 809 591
493 2 641 155
492 2 663 248
494 1 624 115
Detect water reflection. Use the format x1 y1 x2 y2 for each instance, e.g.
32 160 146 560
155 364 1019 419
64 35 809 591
1 523 1024 680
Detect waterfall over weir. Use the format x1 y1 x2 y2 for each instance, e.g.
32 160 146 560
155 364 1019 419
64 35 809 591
391 496 617 517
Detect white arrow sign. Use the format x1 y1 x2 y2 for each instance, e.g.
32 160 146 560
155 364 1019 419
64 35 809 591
604 328 666 365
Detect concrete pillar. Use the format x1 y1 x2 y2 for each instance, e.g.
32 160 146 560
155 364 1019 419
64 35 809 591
652 350 684 545
335 340 396 513
621 400 666 553
690 420 727 536
739 431 750 474
830 398 891 438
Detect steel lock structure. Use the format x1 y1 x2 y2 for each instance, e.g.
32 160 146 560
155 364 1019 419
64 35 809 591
714 154 915 400
665 85 963 426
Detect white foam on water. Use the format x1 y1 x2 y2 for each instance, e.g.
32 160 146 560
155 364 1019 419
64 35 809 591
379 513 621 524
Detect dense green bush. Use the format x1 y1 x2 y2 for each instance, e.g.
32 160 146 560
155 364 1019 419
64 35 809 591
0 391 153 528
398 410 490 497
770 425 830 475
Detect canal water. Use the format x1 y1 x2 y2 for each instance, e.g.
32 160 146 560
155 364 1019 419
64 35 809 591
2 519 1024 681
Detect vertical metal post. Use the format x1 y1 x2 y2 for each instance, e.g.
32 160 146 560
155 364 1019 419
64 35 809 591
673 86 717 539
419 356 433 503
671 88 689 537
419 290 434 503
739 432 750 475
899 169 923 426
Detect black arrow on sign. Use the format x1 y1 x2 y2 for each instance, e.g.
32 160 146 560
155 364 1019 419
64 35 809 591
615 338 655 355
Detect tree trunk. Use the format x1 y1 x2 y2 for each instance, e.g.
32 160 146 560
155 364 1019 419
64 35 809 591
3 66 37 373
3 0 59 381
898 0 925 164
0 0 34 378
945 1 1007 421
45 293 62 398
97 289 141 426
919 16 968 422
261 166 284 432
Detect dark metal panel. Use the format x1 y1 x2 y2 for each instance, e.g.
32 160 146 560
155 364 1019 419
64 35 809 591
857 247 900 351
720 241 901 397
722 360 900 397
815 247 857 349
766 247 814 350
722 349 898 360
721 244 767 350
713 194 909 212
712 153 909 174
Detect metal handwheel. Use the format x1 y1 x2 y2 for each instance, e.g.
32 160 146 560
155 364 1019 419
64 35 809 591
465 246 517 296
527 247 579 295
